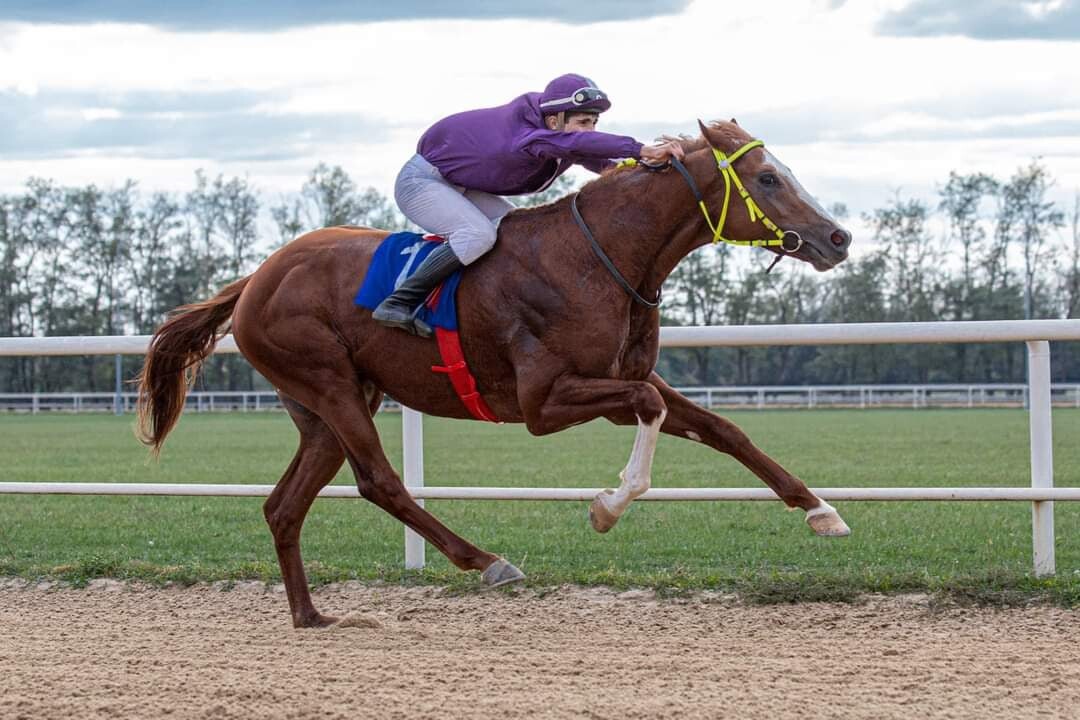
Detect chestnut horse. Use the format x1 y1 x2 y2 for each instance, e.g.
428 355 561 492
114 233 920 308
137 120 852 627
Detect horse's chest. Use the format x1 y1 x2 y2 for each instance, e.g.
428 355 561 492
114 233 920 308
613 338 659 380
588 326 659 381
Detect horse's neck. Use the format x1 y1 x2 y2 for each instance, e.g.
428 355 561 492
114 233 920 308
576 162 710 296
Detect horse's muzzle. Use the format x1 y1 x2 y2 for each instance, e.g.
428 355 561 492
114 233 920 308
801 227 851 271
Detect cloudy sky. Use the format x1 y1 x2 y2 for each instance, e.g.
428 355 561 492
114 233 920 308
2 0 1079 248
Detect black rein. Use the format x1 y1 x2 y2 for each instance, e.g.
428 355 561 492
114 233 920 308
570 192 660 309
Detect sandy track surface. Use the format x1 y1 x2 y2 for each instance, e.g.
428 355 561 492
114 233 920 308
2 580 1078 720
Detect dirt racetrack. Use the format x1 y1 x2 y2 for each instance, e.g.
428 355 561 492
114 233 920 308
2 580 1079 720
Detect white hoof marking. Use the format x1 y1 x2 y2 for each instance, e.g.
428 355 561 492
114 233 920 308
806 502 851 537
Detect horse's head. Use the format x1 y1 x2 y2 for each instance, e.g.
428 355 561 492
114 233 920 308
691 120 850 271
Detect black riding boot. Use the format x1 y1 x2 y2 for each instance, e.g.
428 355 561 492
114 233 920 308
371 242 463 337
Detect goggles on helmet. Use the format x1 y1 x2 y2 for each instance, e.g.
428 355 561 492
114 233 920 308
540 87 608 109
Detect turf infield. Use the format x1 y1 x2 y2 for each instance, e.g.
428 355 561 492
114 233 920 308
1 409 1078 604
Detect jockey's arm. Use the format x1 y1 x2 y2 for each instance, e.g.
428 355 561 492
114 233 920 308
522 130 683 170
520 129 643 164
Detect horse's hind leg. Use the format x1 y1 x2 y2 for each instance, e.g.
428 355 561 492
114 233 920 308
264 394 346 628
326 394 524 586
268 364 522 587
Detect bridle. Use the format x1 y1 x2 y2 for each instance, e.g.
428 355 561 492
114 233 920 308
665 139 804 253
571 137 803 308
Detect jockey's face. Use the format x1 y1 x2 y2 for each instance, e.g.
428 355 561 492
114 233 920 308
564 112 599 132
544 112 600 132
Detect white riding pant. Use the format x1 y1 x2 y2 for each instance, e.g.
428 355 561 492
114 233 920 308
394 154 516 265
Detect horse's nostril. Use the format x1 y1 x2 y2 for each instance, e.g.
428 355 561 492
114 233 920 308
830 229 851 247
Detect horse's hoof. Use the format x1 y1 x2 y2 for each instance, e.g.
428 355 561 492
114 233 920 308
482 558 525 588
589 489 620 533
806 504 851 537
295 612 339 629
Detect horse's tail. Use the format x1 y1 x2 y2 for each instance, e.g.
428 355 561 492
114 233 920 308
135 276 251 455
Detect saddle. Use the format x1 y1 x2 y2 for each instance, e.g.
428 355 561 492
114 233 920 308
355 232 499 422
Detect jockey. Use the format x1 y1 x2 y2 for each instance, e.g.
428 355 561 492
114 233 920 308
372 73 685 335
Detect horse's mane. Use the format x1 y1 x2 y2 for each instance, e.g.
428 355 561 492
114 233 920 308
508 120 748 221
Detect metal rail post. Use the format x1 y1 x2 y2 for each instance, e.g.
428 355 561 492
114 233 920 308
114 354 123 415
1027 341 1055 577
402 407 426 569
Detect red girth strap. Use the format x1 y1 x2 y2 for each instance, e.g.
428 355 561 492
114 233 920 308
431 327 500 423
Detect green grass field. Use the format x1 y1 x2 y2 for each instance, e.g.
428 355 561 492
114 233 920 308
1 409 1078 604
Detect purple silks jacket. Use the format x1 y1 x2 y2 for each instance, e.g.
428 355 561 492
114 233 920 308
417 92 644 196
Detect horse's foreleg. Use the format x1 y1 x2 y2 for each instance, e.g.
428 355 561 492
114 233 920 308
638 373 850 537
265 396 345 628
588 405 668 533
519 374 668 533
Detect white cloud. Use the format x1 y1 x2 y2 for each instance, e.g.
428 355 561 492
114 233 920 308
1 0 1079 253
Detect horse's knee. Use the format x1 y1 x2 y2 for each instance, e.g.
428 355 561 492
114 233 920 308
264 502 302 544
523 416 557 436
355 471 408 507
634 384 666 424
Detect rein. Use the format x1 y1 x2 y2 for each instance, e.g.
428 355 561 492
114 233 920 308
570 193 660 308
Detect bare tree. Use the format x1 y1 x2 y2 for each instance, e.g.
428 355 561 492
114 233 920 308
939 172 999 318
1064 193 1080 319
129 192 181 332
939 172 998 376
270 196 305 247
183 170 226 302
1000 160 1064 320
302 163 360 228
215 175 260 282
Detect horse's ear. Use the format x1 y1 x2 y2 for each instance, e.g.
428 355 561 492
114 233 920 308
697 119 718 149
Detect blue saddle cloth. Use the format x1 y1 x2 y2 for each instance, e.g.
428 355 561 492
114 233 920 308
354 232 462 331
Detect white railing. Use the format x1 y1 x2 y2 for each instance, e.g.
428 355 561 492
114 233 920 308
3 383 1079 413
678 383 1080 409
0 390 282 414
2 318 1079 577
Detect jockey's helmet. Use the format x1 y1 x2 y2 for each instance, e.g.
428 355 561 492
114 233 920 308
539 74 611 114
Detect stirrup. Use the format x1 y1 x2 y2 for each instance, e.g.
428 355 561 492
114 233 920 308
412 310 434 338
373 303 420 335
372 302 435 338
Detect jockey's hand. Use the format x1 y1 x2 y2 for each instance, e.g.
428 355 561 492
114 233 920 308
640 140 685 166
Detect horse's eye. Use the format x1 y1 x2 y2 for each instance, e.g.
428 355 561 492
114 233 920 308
759 172 780 187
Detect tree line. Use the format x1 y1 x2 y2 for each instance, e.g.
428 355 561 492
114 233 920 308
1 161 1077 393
0 164 406 393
